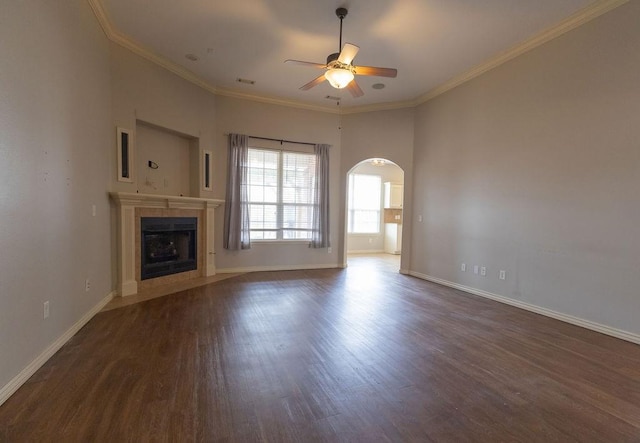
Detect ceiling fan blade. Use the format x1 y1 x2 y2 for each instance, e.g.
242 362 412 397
285 59 326 69
338 43 359 64
346 80 364 98
300 74 326 91
354 65 398 78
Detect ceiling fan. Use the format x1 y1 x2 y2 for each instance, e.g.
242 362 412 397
285 7 398 98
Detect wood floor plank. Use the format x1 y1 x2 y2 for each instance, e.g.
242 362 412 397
1 255 640 441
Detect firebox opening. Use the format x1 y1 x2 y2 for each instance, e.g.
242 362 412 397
141 217 197 280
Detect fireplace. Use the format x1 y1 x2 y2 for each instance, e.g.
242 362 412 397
141 217 197 280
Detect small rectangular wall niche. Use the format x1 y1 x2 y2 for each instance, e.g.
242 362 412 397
117 127 133 182
203 150 212 191
140 217 197 280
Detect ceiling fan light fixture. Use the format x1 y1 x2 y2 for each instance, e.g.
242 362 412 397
324 68 354 89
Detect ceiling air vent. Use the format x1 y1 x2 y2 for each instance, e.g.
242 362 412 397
236 78 256 85
325 95 341 101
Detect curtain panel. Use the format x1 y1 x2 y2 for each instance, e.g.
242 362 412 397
311 144 330 248
223 133 251 250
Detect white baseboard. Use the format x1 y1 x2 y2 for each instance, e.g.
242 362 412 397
217 263 339 274
399 268 410 275
409 271 640 345
0 291 115 407
347 249 385 254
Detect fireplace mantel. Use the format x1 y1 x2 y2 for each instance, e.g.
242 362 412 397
110 192 224 296
110 192 224 210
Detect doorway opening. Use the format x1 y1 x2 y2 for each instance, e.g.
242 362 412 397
345 158 404 272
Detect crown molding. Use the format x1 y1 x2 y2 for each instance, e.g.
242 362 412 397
86 0 111 37
214 88 342 114
87 0 218 96
339 99 418 115
415 0 629 104
215 88 420 115
88 0 628 115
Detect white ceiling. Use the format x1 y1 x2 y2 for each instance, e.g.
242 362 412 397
99 0 603 111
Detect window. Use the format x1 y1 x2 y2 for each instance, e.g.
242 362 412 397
348 174 382 234
248 148 316 240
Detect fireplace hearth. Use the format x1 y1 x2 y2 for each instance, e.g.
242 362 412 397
141 217 197 280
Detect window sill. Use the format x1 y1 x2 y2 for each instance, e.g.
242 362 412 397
251 240 311 245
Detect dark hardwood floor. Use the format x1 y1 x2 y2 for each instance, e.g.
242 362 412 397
1 255 640 442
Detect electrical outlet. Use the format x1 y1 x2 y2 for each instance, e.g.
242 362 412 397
91 204 96 217
480 266 487 276
327 247 332 253
499 270 506 280
418 215 423 222
473 265 479 275
43 301 50 319
85 279 90 292
461 263 466 272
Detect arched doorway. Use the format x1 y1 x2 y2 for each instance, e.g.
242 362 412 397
344 158 405 271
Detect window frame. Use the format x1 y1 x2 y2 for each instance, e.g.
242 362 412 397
247 146 316 242
347 173 382 235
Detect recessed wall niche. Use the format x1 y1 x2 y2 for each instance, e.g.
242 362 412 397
116 127 133 182
135 120 200 197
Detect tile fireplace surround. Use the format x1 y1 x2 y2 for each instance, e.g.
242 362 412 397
110 192 224 296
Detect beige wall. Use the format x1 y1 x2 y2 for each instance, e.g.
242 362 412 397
340 109 415 269
110 46 344 272
213 96 342 271
110 43 217 198
410 1 640 335
135 122 193 197
0 0 112 391
3 0 639 407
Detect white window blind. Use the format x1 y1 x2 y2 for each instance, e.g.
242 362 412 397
248 148 316 240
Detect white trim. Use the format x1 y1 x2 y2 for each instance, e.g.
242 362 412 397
409 271 640 345
214 88 342 114
87 0 628 115
217 264 338 274
347 249 385 254
414 0 629 104
338 100 418 115
87 0 218 96
251 240 312 246
0 291 115 407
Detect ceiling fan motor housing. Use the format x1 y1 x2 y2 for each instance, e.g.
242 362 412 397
327 52 340 64
284 5 396 97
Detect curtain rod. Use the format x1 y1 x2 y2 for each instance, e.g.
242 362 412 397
225 133 318 147
250 135 317 147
